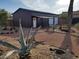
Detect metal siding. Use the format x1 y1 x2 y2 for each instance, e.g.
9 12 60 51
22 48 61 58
13 10 32 27
13 8 58 28
36 18 49 27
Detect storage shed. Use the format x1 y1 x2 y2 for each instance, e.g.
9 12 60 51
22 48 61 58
13 8 59 28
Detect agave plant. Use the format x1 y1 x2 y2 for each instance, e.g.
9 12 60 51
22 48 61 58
0 19 43 59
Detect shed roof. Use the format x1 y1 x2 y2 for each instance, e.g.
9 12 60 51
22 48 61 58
13 8 58 16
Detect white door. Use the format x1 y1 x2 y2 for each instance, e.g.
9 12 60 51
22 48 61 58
49 17 54 26
54 17 58 25
33 17 37 28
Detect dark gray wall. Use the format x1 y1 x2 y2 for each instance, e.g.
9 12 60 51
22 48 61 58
13 10 32 27
36 18 49 27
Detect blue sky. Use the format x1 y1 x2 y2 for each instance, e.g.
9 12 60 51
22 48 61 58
0 0 27 13
0 0 79 14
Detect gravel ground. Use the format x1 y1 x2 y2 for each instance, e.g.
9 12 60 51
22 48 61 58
0 29 79 59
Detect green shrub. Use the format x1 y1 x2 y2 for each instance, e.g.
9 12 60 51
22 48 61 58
74 23 79 30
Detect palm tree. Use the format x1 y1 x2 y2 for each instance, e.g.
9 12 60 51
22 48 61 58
62 0 74 58
62 0 74 50
67 0 74 31
57 0 75 59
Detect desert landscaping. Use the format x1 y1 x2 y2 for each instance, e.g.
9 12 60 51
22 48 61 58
0 28 79 59
0 0 79 59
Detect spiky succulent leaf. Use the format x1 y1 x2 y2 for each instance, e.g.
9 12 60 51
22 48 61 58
18 19 26 49
0 40 19 50
26 40 35 54
4 50 18 59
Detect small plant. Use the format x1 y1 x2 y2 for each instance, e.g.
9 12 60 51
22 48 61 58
0 20 43 59
74 23 79 30
50 47 78 59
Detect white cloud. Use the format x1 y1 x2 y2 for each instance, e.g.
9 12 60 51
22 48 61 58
33 0 50 10
20 0 50 11
56 0 70 5
19 0 79 14
73 0 79 11
56 0 79 13
56 0 79 5
56 8 68 13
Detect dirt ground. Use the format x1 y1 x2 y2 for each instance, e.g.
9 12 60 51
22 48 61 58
0 29 79 59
